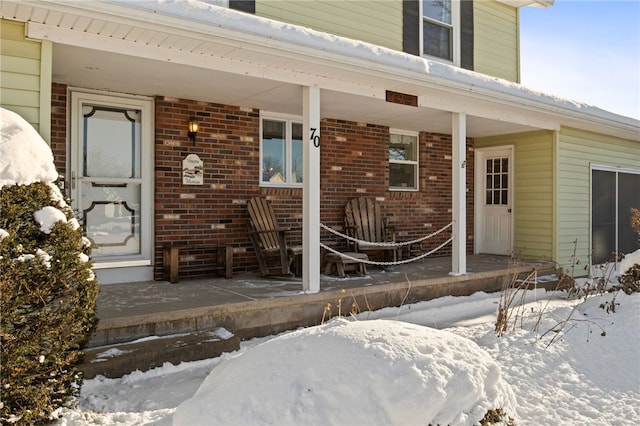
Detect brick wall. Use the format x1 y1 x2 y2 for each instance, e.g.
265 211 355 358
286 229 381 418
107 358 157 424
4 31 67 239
49 87 475 280
318 120 475 257
50 82 67 173
154 97 266 278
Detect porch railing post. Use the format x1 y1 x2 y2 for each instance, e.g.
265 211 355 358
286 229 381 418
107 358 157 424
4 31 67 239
303 86 321 292
451 112 467 275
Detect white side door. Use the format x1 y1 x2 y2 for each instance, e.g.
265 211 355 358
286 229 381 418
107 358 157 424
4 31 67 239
475 147 513 255
70 91 153 268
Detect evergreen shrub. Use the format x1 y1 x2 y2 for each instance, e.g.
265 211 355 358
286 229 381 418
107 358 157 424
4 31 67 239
1 175 99 423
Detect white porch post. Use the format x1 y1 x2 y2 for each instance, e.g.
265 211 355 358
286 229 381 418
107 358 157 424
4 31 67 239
451 112 467 275
302 86 321 293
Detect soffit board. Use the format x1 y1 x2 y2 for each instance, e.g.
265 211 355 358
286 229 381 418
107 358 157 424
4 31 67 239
2 0 637 141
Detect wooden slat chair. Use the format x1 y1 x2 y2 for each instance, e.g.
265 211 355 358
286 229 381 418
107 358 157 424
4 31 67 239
247 196 299 277
344 196 396 263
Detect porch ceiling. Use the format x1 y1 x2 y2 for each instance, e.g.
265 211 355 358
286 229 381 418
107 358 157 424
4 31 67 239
3 0 638 140
51 44 539 137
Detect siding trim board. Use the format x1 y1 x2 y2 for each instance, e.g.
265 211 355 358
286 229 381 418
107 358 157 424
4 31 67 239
0 19 48 136
38 38 52 143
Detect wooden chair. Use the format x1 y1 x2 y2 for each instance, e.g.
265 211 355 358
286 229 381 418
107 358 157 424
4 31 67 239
344 196 396 263
247 196 299 277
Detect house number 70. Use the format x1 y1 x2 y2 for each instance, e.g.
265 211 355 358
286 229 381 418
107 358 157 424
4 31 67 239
310 127 320 148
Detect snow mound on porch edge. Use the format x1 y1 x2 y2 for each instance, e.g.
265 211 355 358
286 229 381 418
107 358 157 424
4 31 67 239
173 318 516 426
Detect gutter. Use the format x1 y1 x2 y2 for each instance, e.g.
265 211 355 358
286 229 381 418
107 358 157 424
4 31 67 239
19 0 640 140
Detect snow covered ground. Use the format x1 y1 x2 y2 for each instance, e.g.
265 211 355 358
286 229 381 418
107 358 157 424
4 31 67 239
3 82 639 425
52 288 640 425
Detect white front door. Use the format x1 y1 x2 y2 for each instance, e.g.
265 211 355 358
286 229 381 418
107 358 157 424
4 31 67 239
70 91 153 270
475 147 513 255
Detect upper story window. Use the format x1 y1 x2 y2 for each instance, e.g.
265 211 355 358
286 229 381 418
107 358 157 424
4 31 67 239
389 130 419 191
421 0 460 65
261 115 303 186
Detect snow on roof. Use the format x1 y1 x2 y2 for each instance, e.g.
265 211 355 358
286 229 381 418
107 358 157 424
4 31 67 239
0 108 58 188
106 0 637 128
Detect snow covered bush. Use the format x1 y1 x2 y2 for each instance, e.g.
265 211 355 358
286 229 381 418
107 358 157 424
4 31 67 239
174 317 517 425
1 108 99 424
617 209 640 294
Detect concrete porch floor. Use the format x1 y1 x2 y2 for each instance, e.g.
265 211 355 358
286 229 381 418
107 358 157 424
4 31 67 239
81 254 559 378
93 254 559 345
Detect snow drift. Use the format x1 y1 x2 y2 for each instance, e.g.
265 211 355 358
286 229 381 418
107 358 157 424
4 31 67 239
173 318 516 425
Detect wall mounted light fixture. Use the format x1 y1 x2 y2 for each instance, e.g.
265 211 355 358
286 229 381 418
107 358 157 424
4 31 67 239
187 117 199 145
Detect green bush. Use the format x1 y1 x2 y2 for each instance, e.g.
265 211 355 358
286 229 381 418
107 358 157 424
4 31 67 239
1 181 99 424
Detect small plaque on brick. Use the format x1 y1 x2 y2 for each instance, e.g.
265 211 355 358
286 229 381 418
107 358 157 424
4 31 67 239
183 154 203 185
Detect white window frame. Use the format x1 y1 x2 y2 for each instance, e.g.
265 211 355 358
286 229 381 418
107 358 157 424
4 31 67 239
389 129 419 191
260 112 303 187
420 0 461 66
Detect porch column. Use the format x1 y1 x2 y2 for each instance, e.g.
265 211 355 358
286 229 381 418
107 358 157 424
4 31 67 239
302 86 321 293
451 112 467 275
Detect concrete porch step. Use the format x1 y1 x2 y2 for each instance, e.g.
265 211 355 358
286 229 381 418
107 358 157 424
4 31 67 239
88 261 560 348
80 329 240 379
81 261 560 378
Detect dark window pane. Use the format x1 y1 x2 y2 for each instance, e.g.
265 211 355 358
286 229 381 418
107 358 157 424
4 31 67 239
390 163 417 189
619 172 640 255
423 20 451 60
501 190 508 205
486 159 492 173
592 170 616 263
486 190 492 205
262 119 286 182
502 158 508 173
292 122 303 140
292 139 303 183
423 0 451 24
502 173 508 189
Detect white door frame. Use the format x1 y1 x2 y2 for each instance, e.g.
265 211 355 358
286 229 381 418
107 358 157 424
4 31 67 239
69 89 154 282
474 145 514 255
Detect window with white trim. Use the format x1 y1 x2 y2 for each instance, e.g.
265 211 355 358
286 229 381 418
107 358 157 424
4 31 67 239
389 130 419 190
591 166 640 264
260 115 303 186
421 0 460 64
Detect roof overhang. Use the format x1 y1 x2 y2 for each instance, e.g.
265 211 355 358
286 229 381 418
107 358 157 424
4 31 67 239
496 0 555 8
1 0 637 141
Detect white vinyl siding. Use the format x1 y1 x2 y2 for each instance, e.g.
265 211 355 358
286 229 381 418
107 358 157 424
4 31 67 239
556 128 640 275
256 0 402 51
0 20 51 141
473 1 519 82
